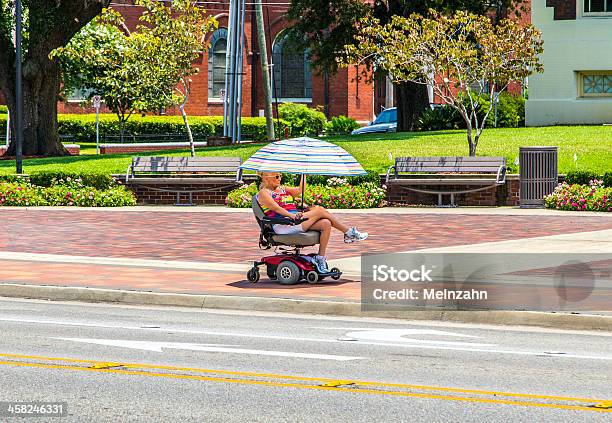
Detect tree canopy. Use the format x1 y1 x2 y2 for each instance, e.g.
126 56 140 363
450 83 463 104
0 0 111 156
53 0 217 148
286 0 528 131
343 10 543 155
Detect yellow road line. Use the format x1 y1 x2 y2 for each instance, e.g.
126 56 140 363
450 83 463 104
0 358 610 413
0 352 605 404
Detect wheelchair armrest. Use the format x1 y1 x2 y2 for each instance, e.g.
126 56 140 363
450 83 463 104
262 216 304 226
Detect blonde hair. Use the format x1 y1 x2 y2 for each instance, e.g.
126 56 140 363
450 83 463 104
258 172 265 190
258 172 279 190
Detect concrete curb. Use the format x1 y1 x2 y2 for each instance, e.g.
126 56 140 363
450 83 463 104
1 284 611 332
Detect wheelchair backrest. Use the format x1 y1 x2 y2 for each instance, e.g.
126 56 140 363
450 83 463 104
252 195 267 231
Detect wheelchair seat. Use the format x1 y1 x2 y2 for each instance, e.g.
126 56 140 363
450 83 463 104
252 195 320 248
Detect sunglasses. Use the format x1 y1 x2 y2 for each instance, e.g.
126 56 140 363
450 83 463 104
265 174 281 179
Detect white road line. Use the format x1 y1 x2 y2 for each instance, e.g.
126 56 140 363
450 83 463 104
2 316 612 361
343 329 495 347
54 338 362 361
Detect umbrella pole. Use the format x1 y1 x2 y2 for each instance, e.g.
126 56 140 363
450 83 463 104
300 174 305 211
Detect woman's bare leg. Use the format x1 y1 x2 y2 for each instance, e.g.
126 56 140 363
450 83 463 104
308 219 331 256
301 206 350 234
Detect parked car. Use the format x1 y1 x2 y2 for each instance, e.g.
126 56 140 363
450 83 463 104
351 108 397 135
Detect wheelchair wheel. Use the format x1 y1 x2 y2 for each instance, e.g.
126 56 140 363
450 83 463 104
276 261 301 285
247 267 260 283
306 271 318 284
330 267 341 280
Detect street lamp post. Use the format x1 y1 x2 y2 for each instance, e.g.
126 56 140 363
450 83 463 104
15 0 23 174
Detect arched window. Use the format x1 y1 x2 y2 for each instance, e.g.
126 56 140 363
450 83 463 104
208 28 228 100
272 32 312 101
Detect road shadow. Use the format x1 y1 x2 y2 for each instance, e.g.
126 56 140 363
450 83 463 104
228 278 356 290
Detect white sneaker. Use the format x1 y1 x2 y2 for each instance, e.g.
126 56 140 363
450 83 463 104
344 227 368 243
313 255 329 273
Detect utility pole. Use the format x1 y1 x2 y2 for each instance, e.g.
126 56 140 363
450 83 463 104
15 0 23 173
255 0 275 141
223 0 247 144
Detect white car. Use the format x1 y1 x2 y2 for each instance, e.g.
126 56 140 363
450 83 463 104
351 108 397 135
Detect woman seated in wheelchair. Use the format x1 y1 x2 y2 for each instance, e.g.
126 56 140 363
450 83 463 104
257 172 368 273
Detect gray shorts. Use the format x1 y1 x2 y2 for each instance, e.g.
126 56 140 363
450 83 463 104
272 223 305 235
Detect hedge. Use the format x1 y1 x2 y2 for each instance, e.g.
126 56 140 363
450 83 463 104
417 92 526 131
0 173 136 207
545 182 611 212
564 170 612 187
0 114 290 143
0 172 115 190
227 181 387 209
278 103 327 136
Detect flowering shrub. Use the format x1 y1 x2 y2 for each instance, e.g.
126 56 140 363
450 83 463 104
0 178 136 207
226 182 386 209
544 181 611 212
306 183 386 209
0 182 47 206
326 177 348 187
325 115 360 134
226 182 257 208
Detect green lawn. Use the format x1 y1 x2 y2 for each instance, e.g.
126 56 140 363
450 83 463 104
1 126 611 175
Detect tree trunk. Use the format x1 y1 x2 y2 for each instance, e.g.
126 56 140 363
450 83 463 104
395 81 429 132
0 0 109 158
5 59 68 157
467 126 477 156
180 104 196 157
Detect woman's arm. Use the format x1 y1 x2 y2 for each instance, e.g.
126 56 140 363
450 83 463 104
284 175 306 198
257 189 298 219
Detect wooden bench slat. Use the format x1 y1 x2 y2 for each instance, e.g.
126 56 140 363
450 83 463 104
389 178 499 186
395 156 506 175
396 156 505 162
128 177 239 185
133 157 242 162
396 162 505 166
131 156 243 174
396 167 503 173
133 161 243 166
397 161 504 165
133 166 240 172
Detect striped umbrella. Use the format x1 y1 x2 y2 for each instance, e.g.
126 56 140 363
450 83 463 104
240 136 366 176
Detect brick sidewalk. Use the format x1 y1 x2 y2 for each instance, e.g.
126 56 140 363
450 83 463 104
0 209 610 303
0 209 610 263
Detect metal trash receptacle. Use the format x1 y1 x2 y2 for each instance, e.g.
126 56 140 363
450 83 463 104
519 146 558 208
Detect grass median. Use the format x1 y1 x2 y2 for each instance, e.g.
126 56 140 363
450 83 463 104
0 126 610 175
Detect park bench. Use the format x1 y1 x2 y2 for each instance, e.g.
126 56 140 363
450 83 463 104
125 156 243 205
385 156 507 207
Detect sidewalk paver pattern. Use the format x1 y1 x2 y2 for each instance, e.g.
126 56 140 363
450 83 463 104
0 209 610 302
0 210 609 262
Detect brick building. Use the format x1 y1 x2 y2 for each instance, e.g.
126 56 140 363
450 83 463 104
59 0 374 123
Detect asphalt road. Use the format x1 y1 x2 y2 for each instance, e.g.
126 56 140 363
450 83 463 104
0 298 610 422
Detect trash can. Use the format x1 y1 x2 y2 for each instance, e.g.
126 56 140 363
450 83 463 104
519 146 558 208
